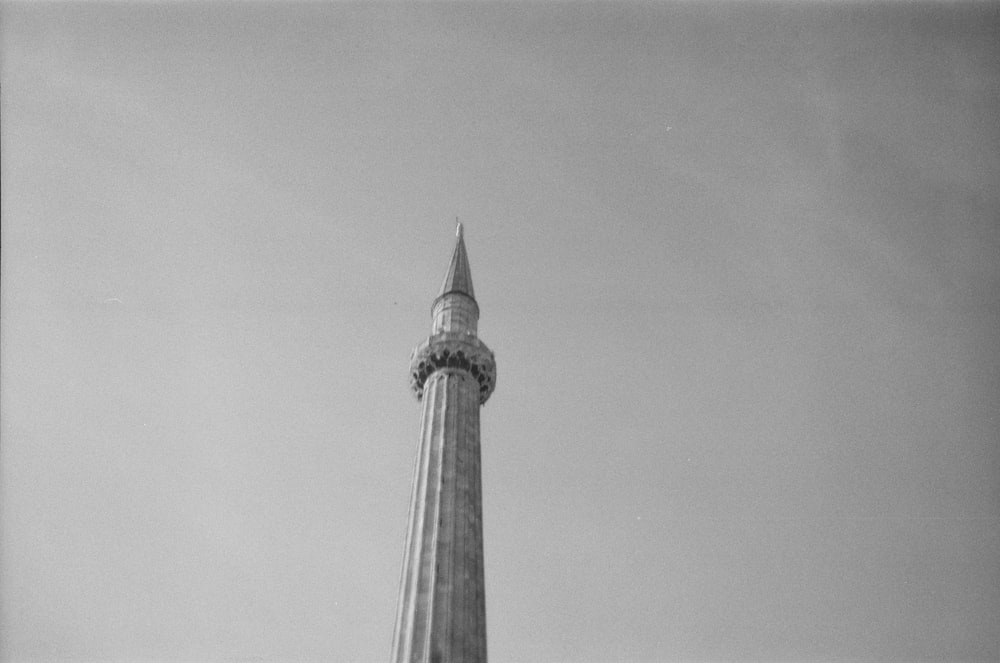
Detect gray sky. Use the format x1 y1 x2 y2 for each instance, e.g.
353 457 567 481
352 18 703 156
2 3 998 662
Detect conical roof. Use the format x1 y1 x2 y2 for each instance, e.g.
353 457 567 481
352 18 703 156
438 223 475 300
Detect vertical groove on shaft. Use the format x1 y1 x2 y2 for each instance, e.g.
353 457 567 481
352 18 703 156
390 386 429 661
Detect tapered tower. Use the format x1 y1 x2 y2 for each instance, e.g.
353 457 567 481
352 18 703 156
391 224 496 663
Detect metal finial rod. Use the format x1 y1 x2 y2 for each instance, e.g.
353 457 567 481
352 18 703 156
456 218 463 238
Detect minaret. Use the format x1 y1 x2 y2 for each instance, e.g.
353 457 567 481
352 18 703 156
391 223 496 663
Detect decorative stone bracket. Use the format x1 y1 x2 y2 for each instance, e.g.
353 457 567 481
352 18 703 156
409 332 496 404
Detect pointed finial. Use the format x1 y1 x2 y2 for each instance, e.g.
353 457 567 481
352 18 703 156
438 218 475 300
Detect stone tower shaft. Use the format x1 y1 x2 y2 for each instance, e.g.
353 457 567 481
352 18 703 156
391 224 495 663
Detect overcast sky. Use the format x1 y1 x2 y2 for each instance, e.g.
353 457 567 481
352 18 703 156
2 3 998 662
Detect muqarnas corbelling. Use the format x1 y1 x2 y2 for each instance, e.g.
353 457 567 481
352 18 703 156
409 335 496 404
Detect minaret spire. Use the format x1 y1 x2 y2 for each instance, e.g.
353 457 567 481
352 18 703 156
392 226 496 663
439 220 475 300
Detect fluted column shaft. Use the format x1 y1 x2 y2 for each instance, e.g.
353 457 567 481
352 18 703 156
391 369 487 663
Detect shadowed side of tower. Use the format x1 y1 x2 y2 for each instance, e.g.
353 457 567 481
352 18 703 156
391 224 496 663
